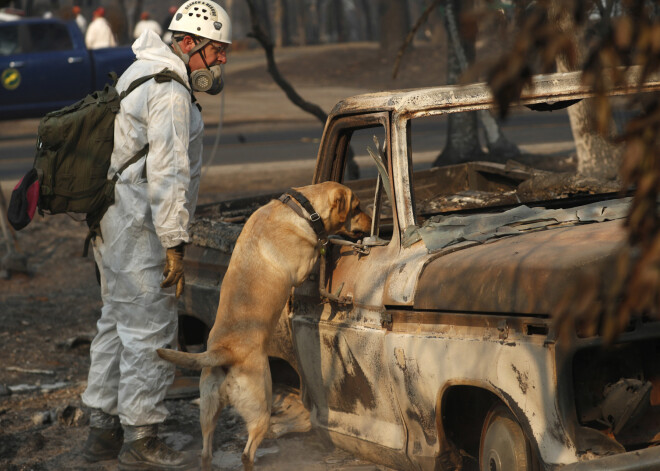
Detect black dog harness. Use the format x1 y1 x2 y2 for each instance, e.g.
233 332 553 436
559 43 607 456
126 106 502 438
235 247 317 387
278 189 328 247
278 188 356 304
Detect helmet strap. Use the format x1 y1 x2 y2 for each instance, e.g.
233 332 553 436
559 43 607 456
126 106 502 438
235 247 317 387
198 47 211 70
189 36 210 61
171 40 190 64
171 35 210 65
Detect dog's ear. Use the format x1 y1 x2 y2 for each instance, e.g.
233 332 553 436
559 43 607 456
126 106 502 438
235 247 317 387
329 186 349 224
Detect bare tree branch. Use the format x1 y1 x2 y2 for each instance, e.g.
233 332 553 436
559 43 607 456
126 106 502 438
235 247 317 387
392 0 442 79
245 0 327 124
485 0 660 338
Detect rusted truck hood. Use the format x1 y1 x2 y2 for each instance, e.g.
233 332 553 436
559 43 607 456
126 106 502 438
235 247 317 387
412 200 630 315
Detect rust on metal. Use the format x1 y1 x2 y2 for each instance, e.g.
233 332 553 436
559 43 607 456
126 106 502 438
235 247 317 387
414 221 627 315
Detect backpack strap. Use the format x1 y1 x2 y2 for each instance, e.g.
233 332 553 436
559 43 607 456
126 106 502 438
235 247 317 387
153 69 190 91
83 69 191 257
83 143 150 257
113 68 189 177
113 144 150 182
113 68 193 182
120 68 191 101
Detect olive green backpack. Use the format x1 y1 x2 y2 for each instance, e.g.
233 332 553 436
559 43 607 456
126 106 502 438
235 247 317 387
32 68 189 255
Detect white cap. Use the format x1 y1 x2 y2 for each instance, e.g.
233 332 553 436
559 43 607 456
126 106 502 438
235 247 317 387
168 0 232 44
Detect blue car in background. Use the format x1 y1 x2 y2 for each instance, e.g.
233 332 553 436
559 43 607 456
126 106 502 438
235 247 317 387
0 17 135 120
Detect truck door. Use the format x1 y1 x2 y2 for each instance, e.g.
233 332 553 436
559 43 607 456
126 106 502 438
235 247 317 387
0 22 24 109
292 114 410 462
0 21 92 115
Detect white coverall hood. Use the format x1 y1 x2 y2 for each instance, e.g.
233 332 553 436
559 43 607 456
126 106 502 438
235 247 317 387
132 30 187 79
82 31 203 427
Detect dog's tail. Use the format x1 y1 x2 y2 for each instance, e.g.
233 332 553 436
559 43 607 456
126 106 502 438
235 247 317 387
157 348 230 370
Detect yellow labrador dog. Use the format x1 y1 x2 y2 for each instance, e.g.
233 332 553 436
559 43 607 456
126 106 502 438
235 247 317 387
158 182 372 471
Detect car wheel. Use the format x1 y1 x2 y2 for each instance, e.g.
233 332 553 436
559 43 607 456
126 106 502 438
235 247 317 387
479 404 534 471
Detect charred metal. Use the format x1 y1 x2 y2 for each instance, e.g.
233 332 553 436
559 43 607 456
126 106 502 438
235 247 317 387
178 68 660 471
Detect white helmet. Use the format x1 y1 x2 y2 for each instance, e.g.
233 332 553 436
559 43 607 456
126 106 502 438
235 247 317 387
168 0 232 44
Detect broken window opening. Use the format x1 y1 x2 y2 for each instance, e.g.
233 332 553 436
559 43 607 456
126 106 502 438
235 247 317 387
337 124 394 243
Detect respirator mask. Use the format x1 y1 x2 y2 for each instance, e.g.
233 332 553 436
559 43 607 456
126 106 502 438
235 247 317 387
171 38 225 95
190 64 224 95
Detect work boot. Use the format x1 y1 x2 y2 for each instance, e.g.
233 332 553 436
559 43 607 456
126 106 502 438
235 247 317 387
118 424 197 470
83 409 123 462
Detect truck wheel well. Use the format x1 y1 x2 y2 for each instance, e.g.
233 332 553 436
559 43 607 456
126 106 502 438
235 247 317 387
177 315 300 389
269 357 300 389
441 386 499 465
177 314 210 352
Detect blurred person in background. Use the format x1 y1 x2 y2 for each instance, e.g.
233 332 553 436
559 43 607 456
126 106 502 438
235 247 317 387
85 7 116 49
133 11 162 40
73 6 87 34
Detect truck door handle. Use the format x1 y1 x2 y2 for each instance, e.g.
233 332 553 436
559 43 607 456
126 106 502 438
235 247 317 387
67 56 84 64
9 61 24 68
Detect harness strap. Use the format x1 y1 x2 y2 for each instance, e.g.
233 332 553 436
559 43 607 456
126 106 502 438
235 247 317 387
111 68 192 182
83 144 150 257
120 68 191 101
113 144 150 182
278 189 328 243
82 70 191 258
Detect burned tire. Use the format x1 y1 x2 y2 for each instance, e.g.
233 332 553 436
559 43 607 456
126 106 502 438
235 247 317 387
479 404 534 471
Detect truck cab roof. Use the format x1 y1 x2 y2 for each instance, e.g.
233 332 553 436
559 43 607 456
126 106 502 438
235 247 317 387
329 67 660 119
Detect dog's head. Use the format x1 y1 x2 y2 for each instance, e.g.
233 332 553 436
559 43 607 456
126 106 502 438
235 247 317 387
294 182 372 238
325 183 372 238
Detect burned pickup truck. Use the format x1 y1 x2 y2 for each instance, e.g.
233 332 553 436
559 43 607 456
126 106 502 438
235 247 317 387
178 69 660 471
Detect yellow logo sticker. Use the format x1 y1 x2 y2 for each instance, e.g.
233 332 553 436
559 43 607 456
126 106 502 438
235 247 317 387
2 68 21 90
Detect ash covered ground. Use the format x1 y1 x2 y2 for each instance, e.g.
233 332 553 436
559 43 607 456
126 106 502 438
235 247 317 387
0 210 397 471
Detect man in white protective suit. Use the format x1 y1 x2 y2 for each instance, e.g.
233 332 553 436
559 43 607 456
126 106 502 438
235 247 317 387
85 7 116 49
133 11 163 40
73 6 87 34
81 1 231 470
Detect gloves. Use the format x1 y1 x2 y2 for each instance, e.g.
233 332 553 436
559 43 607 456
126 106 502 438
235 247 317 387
161 244 185 298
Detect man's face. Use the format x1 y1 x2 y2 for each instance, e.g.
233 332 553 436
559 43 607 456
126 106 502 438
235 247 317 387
181 36 228 71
